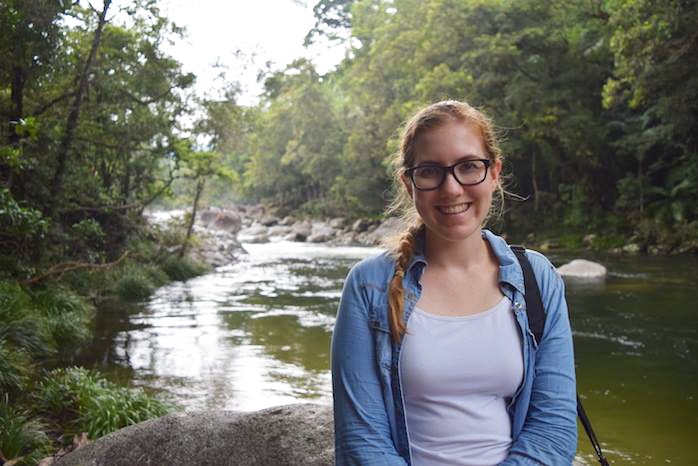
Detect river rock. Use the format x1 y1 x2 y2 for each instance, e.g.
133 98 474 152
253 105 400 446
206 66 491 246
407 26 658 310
260 215 279 227
268 225 292 237
280 215 296 226
351 218 371 233
557 259 607 279
307 222 337 243
212 210 242 233
329 217 346 229
54 404 333 466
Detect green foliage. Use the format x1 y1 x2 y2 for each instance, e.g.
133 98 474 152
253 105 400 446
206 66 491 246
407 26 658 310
33 287 94 356
113 264 157 302
0 339 31 395
0 397 51 466
160 255 208 282
35 367 170 439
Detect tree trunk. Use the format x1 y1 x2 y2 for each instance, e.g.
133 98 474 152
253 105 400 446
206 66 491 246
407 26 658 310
531 152 539 212
46 0 112 217
638 156 644 214
180 178 205 258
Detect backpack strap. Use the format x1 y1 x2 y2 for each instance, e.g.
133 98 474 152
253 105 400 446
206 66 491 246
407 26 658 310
509 245 545 345
509 244 610 466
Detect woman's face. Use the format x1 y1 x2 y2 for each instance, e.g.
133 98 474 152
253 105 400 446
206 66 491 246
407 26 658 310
402 121 501 245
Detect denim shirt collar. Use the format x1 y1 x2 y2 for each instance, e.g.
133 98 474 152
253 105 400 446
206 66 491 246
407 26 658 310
405 228 525 296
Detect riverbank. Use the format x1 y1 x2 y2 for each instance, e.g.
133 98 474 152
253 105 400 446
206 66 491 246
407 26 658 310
0 214 221 465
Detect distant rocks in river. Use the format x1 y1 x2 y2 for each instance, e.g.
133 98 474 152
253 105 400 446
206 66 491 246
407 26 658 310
557 259 607 279
54 404 333 466
234 211 405 247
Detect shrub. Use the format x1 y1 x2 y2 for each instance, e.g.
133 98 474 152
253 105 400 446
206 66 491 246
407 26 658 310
0 340 31 395
33 287 93 355
0 282 52 357
35 367 170 439
160 255 208 281
0 396 51 466
113 265 156 301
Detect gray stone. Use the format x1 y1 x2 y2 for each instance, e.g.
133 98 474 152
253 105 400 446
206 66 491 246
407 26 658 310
557 259 607 279
280 215 296 226
212 210 242 233
267 225 292 237
329 217 346 229
351 218 371 233
260 215 279 227
582 234 597 248
55 404 333 466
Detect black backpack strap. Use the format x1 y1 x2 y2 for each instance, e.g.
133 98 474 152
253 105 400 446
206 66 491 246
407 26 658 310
510 244 610 466
510 245 545 345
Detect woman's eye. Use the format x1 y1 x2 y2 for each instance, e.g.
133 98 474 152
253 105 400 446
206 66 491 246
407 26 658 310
457 161 479 173
416 167 440 178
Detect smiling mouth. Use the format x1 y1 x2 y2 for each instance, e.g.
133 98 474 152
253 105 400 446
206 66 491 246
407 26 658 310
437 203 471 215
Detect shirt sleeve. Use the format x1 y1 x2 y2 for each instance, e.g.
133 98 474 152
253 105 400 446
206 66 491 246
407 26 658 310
332 265 408 466
500 260 578 466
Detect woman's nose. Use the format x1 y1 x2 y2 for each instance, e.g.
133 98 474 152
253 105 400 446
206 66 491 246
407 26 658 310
439 169 463 194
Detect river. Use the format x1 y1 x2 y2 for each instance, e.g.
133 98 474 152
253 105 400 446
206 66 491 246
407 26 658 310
85 240 697 465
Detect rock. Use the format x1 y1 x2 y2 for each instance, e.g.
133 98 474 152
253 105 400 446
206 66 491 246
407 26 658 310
307 222 337 243
351 218 371 233
245 233 269 243
260 215 279 227
280 216 296 226
267 225 292 237
557 259 607 279
582 234 597 248
212 210 242 233
329 217 346 229
199 207 220 225
622 243 641 254
283 232 307 242
54 404 334 466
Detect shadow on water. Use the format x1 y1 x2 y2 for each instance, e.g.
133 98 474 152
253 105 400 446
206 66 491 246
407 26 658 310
82 244 697 465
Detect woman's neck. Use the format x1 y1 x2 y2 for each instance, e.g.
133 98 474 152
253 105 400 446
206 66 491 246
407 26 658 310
424 229 491 271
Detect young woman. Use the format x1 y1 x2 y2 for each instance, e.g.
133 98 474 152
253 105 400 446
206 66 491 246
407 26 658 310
331 100 577 465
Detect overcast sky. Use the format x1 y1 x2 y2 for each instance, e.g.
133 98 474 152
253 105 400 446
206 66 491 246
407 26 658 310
159 0 347 104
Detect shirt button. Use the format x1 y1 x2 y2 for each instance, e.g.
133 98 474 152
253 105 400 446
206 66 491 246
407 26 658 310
514 302 522 309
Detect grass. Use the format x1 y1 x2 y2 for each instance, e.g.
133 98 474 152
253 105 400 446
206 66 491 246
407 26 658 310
0 396 51 466
34 367 170 439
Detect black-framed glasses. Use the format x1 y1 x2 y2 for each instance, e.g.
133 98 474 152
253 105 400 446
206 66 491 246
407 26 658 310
405 159 492 191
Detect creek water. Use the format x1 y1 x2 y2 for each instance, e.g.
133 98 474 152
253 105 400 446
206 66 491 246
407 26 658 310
86 241 697 465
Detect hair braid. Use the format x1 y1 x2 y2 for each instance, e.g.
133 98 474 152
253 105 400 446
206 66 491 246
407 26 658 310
388 224 422 343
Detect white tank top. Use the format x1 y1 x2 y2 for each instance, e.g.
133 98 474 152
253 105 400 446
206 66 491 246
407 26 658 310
399 296 524 466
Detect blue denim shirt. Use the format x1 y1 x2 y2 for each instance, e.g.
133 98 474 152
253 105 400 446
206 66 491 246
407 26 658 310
331 229 577 465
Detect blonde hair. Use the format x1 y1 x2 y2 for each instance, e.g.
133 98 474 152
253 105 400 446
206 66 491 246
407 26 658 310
385 100 505 343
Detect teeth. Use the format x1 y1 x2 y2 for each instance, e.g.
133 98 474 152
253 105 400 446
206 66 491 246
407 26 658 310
439 203 470 214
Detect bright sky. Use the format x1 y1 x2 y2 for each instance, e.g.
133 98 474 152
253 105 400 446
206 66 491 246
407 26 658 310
159 0 347 104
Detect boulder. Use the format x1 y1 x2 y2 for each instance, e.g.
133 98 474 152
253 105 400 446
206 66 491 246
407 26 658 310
622 243 641 254
307 222 337 243
55 404 333 466
351 218 371 233
260 215 279 227
280 216 296 226
199 207 220 225
329 217 346 229
212 210 242 233
557 259 607 279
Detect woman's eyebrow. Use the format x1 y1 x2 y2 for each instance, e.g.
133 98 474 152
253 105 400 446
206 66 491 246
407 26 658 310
416 154 484 165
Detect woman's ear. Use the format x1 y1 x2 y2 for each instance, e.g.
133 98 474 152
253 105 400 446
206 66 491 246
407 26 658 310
490 158 502 185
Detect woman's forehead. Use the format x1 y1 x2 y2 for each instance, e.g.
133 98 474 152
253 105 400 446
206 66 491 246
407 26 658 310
414 122 487 162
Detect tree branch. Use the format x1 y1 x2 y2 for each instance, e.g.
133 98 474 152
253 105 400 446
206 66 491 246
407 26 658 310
21 250 129 286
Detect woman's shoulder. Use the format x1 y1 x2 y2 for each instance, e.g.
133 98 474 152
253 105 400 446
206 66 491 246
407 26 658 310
347 249 396 284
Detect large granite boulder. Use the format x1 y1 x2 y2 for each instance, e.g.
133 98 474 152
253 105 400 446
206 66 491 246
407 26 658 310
55 404 333 466
557 259 607 279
